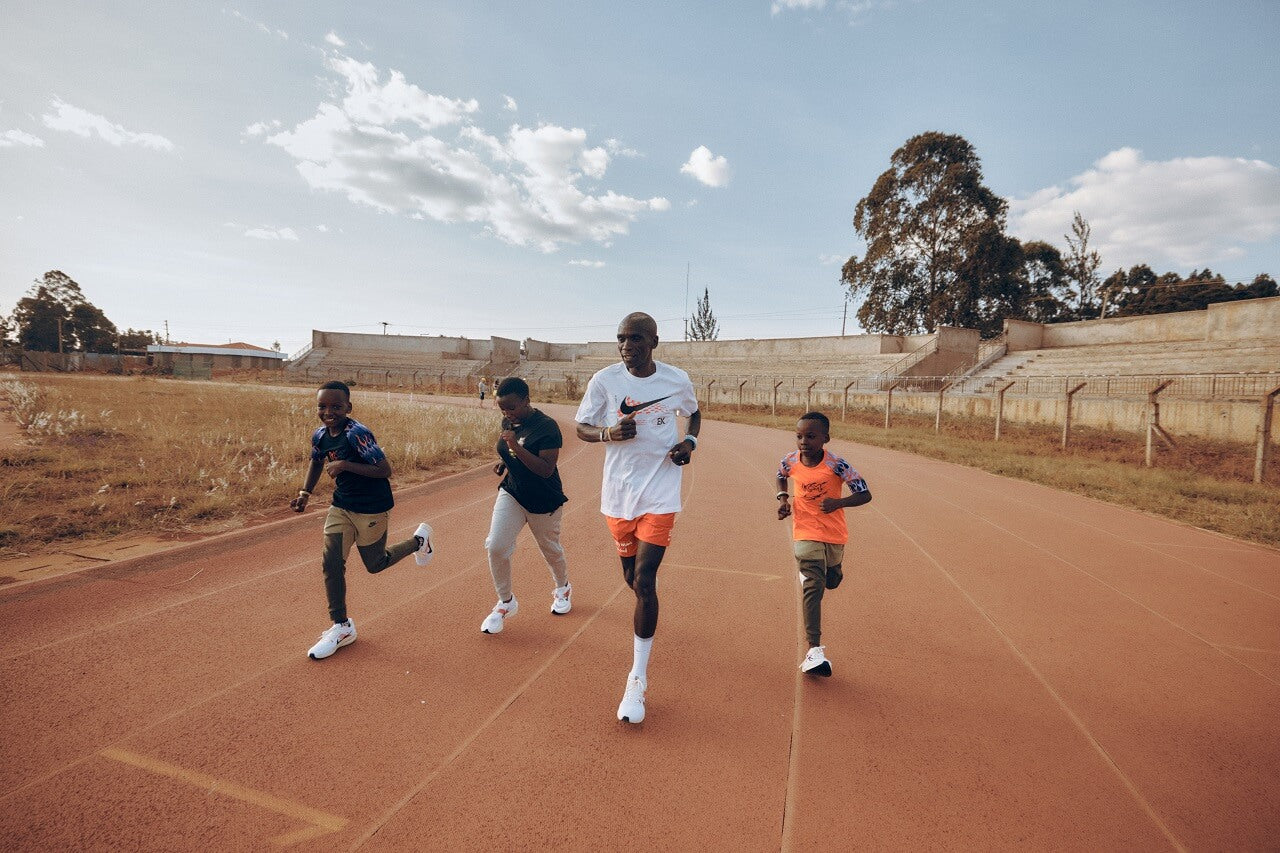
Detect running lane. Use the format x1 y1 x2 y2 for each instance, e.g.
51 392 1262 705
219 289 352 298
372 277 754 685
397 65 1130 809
2 401 1276 850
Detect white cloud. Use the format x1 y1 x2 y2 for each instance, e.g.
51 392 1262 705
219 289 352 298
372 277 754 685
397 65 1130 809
605 138 641 158
772 0 826 14
1008 147 1280 270
680 145 730 187
325 31 346 47
569 259 606 268
818 253 847 265
316 224 329 232
0 129 45 148
41 98 174 151
503 95 518 112
243 119 282 138
245 226 299 240
228 9 288 40
264 55 668 251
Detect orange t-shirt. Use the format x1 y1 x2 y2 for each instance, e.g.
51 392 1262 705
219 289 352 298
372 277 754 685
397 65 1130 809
778 450 869 544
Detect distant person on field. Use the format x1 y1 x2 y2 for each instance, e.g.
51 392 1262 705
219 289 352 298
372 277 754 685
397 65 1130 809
575 311 700 724
776 411 871 677
478 377 488 406
291 380 433 660
480 377 572 634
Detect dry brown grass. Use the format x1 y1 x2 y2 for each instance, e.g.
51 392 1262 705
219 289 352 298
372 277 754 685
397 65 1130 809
0 374 495 557
706 401 1280 548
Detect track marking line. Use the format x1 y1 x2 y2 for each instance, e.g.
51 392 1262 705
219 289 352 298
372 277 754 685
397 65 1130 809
1 479 603 807
903 462 1280 602
349 582 631 850
98 747 347 846
1214 644 1280 655
874 506 1188 853
664 562 781 581
884 476 1280 688
3 481 510 664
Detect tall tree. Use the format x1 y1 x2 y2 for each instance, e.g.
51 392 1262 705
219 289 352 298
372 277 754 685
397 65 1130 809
11 270 119 352
118 328 162 351
842 132 1008 334
1019 240 1069 323
689 287 719 341
1063 211 1102 318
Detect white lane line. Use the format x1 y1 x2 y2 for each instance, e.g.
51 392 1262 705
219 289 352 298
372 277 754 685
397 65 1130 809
894 459 1280 603
874 505 1188 853
348 581 630 850
883 475 1280 689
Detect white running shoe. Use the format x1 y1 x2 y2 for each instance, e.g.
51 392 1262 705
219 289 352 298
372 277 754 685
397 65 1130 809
308 620 356 659
481 597 518 634
617 675 646 723
413 522 434 566
801 645 832 677
551 583 572 615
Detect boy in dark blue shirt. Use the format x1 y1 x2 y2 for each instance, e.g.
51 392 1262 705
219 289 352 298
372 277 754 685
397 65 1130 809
291 381 432 659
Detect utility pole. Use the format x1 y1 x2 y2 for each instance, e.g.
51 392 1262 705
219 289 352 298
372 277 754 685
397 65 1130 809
381 322 389 335
683 263 691 341
164 320 169 345
57 318 63 354
841 293 848 335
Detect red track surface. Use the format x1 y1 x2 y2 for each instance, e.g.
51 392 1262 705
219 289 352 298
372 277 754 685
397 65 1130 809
4 402 1278 850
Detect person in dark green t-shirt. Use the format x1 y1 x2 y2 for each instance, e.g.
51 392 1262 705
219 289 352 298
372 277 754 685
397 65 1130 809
290 381 433 660
479 377 571 634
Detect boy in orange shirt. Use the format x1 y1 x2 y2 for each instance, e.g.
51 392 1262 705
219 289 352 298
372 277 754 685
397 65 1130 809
776 411 871 676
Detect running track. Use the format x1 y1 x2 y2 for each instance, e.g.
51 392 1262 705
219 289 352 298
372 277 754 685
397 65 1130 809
3 401 1278 850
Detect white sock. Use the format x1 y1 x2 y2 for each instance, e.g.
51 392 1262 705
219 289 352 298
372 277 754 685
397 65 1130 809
630 635 653 682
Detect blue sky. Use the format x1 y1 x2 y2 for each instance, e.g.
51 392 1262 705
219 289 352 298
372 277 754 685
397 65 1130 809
2 1 1277 354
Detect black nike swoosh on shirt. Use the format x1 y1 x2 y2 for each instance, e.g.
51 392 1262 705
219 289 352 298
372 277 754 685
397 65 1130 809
619 395 671 415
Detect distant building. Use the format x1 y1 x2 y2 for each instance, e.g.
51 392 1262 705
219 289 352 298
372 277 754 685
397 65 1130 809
147 342 286 377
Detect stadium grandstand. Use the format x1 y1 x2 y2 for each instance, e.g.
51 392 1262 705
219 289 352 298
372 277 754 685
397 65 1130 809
287 296 1279 448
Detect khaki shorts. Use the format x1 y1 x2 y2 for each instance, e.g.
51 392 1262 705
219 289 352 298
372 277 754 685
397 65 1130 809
324 506 390 548
793 540 845 568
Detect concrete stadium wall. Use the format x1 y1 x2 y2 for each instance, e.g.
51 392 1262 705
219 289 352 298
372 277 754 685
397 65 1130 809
492 337 520 363
1206 296 1280 341
523 339 588 362
316 331 494 359
578 333 908 361
1006 297 1280 351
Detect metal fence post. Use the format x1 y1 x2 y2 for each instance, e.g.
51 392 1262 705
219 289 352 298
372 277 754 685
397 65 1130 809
1062 381 1087 448
995 381 1015 441
705 379 715 413
884 381 901 429
842 380 855 421
935 381 954 433
1253 384 1280 484
805 380 817 412
772 380 783 416
738 379 747 411
1144 380 1176 466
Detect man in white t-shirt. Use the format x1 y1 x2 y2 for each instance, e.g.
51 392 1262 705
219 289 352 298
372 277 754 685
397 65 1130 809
575 312 701 724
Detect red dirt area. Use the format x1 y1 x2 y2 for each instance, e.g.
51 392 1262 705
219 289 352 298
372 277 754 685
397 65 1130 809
3 403 1277 850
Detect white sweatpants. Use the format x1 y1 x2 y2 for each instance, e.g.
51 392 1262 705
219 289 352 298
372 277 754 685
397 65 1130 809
485 489 569 602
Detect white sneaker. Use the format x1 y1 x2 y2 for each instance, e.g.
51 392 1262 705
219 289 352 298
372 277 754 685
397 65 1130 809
481 597 518 634
551 583 572 615
801 645 832 677
413 522 434 566
308 620 356 660
617 675 646 723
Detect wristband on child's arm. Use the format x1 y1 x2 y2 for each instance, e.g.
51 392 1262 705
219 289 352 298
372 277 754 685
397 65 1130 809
776 491 789 500
298 489 311 497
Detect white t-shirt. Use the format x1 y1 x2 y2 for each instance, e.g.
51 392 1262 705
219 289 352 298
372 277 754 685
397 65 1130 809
575 360 699 519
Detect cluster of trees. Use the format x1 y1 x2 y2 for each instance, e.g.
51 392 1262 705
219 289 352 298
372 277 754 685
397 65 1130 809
842 132 1277 337
2 271 161 353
